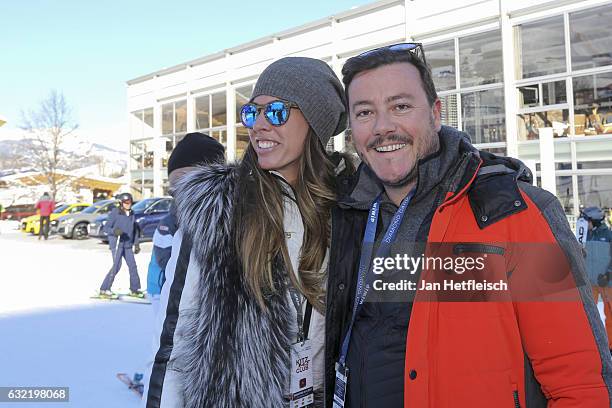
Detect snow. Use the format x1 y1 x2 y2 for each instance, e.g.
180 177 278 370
0 221 153 407
0 220 609 407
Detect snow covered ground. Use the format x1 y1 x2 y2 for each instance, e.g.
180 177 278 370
0 221 153 407
0 220 608 407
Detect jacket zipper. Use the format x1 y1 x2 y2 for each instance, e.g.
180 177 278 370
453 243 505 256
513 389 521 408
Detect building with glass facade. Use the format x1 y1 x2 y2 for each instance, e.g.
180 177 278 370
126 0 612 215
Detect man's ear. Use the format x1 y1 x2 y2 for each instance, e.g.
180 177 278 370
432 99 442 132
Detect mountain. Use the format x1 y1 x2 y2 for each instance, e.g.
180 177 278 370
0 138 127 177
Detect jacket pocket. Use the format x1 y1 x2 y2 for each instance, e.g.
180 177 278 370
453 243 505 256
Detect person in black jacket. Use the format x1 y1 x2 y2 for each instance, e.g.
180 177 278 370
99 192 142 298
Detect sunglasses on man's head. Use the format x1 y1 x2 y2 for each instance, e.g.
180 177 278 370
354 42 426 65
240 100 299 128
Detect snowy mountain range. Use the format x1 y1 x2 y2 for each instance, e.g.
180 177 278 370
0 138 127 177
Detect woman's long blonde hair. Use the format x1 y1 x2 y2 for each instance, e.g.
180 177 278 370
233 129 341 312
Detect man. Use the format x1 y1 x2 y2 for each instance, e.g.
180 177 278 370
35 192 55 240
325 44 611 407
99 192 142 297
583 206 612 353
141 132 224 407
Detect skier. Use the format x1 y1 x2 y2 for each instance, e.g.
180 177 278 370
98 192 143 298
583 206 612 353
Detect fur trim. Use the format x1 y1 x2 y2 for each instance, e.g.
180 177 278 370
172 163 295 407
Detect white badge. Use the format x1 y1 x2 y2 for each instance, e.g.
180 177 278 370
576 217 588 248
333 363 348 408
289 340 314 408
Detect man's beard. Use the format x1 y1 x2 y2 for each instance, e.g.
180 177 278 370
363 115 440 188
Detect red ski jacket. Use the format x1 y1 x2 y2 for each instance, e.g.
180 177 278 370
404 156 611 407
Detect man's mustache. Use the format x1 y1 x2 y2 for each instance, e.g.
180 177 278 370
367 134 412 150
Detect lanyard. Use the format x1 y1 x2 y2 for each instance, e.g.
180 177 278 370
289 286 313 343
338 189 415 365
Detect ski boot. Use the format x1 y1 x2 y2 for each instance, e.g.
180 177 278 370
98 290 116 299
128 290 146 299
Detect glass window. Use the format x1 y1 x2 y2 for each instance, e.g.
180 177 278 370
53 205 69 214
211 92 227 127
542 80 567 105
131 109 155 139
577 160 612 170
570 4 612 71
236 126 249 159
518 85 539 108
236 85 253 121
556 176 574 214
459 30 503 87
427 40 456 92
144 108 154 128
210 129 226 146
162 136 173 168
578 175 612 209
518 80 567 108
479 147 506 156
175 100 187 133
82 204 101 214
516 15 566 79
162 103 174 135
97 204 115 214
440 94 458 129
151 199 172 212
130 139 154 170
517 109 570 140
461 88 506 144
572 72 612 136
195 95 210 130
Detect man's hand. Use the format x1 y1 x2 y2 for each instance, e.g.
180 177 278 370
134 244 141 254
113 228 123 237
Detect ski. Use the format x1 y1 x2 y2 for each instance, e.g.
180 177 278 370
117 294 151 305
90 292 119 300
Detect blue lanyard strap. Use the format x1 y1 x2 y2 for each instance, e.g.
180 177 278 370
338 188 415 365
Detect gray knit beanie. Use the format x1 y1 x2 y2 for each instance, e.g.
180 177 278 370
251 57 347 147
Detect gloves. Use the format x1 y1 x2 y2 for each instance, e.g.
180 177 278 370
597 273 609 287
134 244 141 254
113 228 123 237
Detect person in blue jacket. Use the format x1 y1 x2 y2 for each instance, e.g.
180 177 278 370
99 192 142 298
146 132 225 315
583 206 612 352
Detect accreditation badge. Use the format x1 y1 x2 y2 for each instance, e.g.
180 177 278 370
332 362 348 408
289 340 314 408
575 216 588 247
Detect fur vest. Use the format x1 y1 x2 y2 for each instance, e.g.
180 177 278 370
171 163 298 408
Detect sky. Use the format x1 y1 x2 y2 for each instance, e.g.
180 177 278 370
0 0 372 150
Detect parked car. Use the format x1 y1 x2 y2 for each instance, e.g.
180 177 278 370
21 203 90 235
88 213 110 242
90 197 172 243
1 204 36 220
54 199 118 239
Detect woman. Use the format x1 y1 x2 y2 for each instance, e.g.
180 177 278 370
165 57 351 407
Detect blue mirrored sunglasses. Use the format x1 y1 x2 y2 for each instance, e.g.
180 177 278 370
240 100 299 128
355 42 426 65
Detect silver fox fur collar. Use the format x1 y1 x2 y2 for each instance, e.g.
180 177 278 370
172 163 296 408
